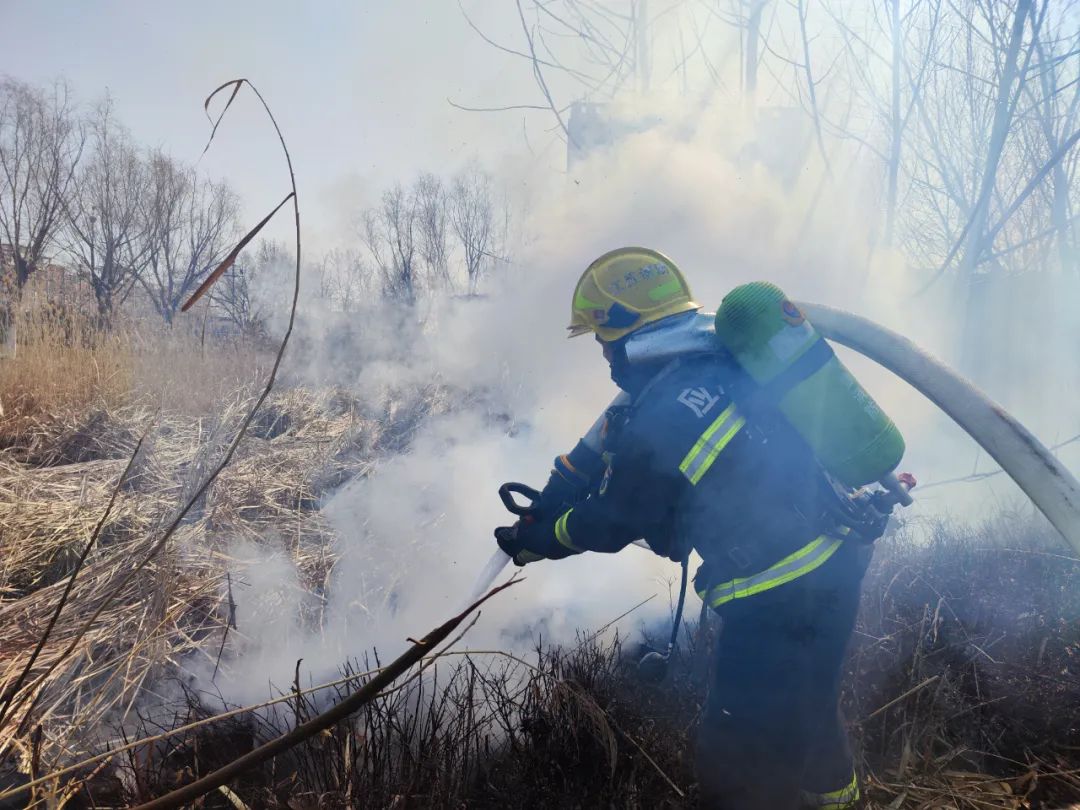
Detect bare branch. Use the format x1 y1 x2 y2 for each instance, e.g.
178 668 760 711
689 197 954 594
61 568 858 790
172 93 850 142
516 0 578 147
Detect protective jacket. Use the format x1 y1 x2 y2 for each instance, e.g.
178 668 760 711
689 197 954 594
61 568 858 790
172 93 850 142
526 351 850 607
520 348 867 808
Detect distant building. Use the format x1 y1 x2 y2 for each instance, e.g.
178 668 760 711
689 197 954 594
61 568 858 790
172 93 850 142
1 244 81 300
0 244 97 358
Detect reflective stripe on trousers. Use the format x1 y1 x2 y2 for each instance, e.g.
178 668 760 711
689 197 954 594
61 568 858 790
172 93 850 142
696 532 847 608
678 403 746 485
803 772 860 808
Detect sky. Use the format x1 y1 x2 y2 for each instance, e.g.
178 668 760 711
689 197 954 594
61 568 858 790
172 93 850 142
4 1 560 249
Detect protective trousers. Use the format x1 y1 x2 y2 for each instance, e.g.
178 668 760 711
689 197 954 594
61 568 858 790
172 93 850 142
696 541 869 809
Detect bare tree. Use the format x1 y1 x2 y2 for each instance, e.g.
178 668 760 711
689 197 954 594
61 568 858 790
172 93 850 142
810 0 1056 278
139 151 238 324
454 0 640 146
465 0 1077 300
449 165 498 295
362 183 419 304
742 0 771 106
61 99 150 322
317 246 371 312
0 78 83 291
1025 10 1080 275
955 0 1036 281
790 0 829 169
413 172 451 287
214 258 260 337
214 241 288 338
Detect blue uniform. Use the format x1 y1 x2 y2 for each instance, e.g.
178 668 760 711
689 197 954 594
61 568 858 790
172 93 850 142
532 352 866 809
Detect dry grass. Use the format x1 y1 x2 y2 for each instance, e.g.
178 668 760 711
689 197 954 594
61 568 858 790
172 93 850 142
0 300 134 432
67 523 1080 810
846 515 1080 808
0 295 273 462
0 386 389 776
127 328 272 417
1 305 1078 808
87 515 1075 810
107 635 706 809
0 456 150 598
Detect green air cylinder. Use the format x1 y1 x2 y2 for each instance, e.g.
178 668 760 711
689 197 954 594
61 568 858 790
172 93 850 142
714 281 904 488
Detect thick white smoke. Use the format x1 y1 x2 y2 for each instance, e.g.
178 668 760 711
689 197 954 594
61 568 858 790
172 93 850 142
207 105 1080 706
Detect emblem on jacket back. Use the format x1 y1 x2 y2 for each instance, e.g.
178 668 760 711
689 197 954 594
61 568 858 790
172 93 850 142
677 387 719 418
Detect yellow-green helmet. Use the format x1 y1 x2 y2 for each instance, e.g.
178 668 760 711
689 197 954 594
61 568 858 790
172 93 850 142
568 247 700 342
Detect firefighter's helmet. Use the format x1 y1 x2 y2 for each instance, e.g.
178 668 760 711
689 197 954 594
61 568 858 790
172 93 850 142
568 247 700 342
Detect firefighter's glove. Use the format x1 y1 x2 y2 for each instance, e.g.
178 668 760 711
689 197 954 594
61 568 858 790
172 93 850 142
538 442 603 517
495 517 575 567
494 522 547 567
820 476 889 544
538 468 585 518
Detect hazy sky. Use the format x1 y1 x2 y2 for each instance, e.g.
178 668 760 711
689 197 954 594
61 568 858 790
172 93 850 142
5 1 563 248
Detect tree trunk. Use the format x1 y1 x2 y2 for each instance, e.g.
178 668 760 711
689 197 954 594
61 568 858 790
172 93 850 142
958 0 1031 278
1033 39 1076 276
15 255 32 289
884 0 902 246
744 1 766 110
636 0 650 93
95 287 113 331
959 0 1032 380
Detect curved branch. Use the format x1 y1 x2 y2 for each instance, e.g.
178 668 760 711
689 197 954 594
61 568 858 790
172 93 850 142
516 0 577 148
458 0 598 83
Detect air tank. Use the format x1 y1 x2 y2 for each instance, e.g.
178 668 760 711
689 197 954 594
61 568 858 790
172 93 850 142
714 282 905 488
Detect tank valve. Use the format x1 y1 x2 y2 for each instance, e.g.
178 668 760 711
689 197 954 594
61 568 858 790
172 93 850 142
879 471 916 508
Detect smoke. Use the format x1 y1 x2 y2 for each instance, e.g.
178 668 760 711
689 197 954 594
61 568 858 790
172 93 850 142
205 101 1079 706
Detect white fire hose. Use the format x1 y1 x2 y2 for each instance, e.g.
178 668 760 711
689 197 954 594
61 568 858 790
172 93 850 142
800 303 1080 555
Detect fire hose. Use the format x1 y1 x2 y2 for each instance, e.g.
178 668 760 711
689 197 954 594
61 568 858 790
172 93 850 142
799 303 1080 555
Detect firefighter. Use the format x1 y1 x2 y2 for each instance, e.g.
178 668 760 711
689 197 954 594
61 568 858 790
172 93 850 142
494 247 874 809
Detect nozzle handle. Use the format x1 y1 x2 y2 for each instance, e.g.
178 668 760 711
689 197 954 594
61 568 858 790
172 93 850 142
499 482 542 517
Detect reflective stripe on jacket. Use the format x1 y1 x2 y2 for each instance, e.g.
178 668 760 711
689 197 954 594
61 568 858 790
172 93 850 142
696 531 847 608
678 403 746 485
